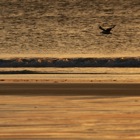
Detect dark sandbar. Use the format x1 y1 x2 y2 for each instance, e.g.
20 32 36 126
0 83 140 96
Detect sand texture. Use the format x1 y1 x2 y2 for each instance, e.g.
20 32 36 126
0 83 140 139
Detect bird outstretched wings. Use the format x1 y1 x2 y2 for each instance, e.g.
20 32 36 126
99 25 116 34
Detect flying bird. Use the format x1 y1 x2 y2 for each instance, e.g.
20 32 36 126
99 25 116 34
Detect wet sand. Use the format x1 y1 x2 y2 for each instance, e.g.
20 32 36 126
0 83 140 95
0 83 140 139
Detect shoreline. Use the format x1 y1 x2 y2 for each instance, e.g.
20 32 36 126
0 73 140 83
1 79 140 84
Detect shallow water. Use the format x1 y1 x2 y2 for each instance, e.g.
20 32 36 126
0 68 140 83
0 67 140 74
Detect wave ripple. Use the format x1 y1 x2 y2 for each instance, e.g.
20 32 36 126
0 57 140 67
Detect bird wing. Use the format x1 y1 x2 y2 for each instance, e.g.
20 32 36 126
106 25 116 31
99 25 105 31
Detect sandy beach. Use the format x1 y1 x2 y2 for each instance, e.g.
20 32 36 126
0 82 140 139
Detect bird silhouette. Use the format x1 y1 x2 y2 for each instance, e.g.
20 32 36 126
99 25 116 34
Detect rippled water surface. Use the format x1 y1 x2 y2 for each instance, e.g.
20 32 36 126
0 0 140 56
